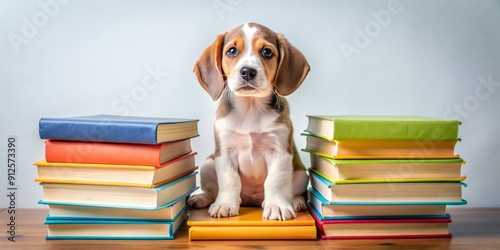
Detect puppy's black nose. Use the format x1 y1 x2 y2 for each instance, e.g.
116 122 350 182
240 67 257 81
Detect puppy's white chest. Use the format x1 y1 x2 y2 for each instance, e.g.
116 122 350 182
216 113 284 180
224 131 277 157
216 111 285 159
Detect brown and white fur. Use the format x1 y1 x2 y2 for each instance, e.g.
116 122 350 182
187 23 310 220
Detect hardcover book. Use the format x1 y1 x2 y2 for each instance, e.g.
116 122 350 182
303 133 459 159
305 115 460 141
309 168 466 185
38 189 194 221
187 207 317 240
35 152 197 188
308 153 465 182
45 206 188 240
40 172 197 208
44 139 193 166
308 188 466 220
39 115 199 144
309 206 452 239
309 170 465 203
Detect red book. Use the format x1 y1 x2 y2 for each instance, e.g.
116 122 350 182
310 207 452 239
45 139 192 167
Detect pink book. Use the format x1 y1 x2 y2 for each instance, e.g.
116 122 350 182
310 207 452 239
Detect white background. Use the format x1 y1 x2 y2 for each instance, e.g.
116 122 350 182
1 0 499 208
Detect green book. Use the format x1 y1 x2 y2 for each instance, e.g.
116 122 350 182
308 152 465 183
305 115 461 141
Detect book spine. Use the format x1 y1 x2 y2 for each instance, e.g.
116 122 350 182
39 119 157 144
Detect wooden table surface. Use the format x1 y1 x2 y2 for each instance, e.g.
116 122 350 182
1 208 499 249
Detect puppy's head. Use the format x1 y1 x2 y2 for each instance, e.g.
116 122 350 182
194 23 310 101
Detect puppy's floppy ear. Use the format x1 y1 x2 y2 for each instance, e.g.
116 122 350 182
193 33 227 101
274 33 310 96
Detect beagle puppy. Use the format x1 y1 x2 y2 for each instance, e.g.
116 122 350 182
187 23 310 220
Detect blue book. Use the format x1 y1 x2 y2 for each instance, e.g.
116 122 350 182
45 206 188 240
39 115 199 144
308 188 466 220
309 169 466 203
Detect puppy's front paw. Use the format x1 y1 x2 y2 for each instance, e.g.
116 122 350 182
208 202 239 218
187 193 214 209
291 195 307 212
262 200 295 221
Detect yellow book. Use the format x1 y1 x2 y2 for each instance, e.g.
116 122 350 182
310 168 466 184
34 152 197 188
187 207 317 240
303 133 459 159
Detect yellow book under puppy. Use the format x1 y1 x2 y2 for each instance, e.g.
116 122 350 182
187 207 317 240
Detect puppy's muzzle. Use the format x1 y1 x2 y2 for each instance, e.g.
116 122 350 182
240 67 257 82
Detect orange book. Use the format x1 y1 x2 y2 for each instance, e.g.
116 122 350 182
187 207 317 240
45 139 192 166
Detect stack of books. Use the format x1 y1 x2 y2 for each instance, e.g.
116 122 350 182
35 115 200 240
302 115 467 239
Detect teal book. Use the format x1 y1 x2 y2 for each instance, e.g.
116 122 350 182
45 206 188 240
309 170 466 203
305 115 460 141
39 115 199 144
38 188 197 221
308 188 466 220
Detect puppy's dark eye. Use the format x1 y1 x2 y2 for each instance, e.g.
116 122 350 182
226 47 238 57
261 48 273 59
